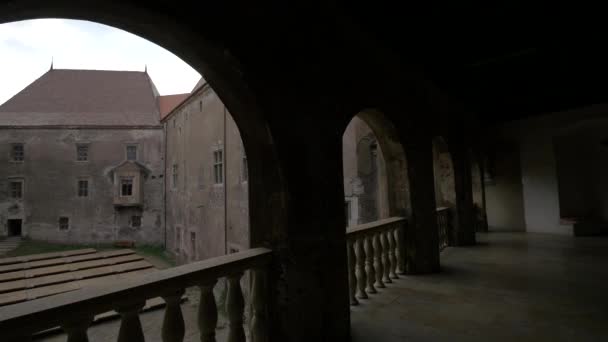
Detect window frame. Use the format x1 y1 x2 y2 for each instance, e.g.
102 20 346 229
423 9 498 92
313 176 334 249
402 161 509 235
213 149 224 185
9 179 24 199
58 216 70 231
11 143 24 162
131 215 142 228
120 177 134 197
77 179 89 197
76 144 89 162
126 144 138 161
172 163 178 189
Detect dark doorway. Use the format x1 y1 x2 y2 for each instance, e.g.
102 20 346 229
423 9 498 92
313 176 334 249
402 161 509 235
8 219 22 236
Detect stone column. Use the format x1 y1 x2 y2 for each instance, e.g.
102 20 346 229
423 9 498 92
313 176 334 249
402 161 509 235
450 142 476 245
403 137 440 274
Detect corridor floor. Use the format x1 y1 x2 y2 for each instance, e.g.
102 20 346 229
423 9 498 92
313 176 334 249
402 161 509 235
351 232 608 342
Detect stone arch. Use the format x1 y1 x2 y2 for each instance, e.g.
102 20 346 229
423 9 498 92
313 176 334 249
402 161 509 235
432 136 457 208
342 109 410 224
0 6 287 250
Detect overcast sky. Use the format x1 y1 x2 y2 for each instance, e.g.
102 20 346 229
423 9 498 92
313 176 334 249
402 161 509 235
0 19 201 105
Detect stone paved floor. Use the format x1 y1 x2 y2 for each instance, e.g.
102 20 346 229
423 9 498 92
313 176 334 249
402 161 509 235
351 232 608 341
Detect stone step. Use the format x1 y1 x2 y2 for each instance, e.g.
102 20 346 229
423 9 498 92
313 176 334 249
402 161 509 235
0 254 144 283
0 249 134 274
0 268 156 307
0 260 153 294
0 248 96 266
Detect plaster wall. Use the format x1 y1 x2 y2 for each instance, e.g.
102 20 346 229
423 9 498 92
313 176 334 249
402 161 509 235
0 128 164 244
164 88 249 264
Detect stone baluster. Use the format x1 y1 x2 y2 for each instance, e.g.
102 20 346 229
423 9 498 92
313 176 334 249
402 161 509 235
354 237 368 298
162 289 185 342
198 279 218 342
387 229 398 279
380 231 391 283
364 234 376 294
346 238 359 305
62 316 93 342
226 272 246 342
250 268 268 342
394 225 405 275
372 233 385 288
116 301 146 342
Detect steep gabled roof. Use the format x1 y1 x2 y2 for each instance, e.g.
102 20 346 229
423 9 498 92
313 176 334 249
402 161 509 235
158 93 190 121
0 69 161 127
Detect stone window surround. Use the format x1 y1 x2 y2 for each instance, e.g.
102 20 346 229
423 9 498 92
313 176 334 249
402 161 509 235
77 178 89 197
213 146 224 185
75 142 90 162
10 142 24 162
125 143 138 161
58 216 70 231
120 177 134 197
9 178 24 200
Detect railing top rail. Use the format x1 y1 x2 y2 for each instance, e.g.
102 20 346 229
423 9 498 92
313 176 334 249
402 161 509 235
0 247 272 336
346 217 406 236
436 206 450 212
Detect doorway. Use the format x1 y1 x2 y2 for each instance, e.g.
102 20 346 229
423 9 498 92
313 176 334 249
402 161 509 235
8 219 22 236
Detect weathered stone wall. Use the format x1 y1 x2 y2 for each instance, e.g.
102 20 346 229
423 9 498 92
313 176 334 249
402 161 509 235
432 137 456 207
164 87 249 264
0 128 164 245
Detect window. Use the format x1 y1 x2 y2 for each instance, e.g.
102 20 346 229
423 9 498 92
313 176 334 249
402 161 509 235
59 217 69 230
11 143 24 162
120 177 133 196
199 101 203 112
126 145 137 161
190 231 196 257
131 215 141 228
172 164 178 189
78 179 88 197
242 153 248 182
76 144 89 161
213 149 223 184
9 180 23 199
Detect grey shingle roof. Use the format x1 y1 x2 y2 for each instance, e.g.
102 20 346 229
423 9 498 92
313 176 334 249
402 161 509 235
0 69 161 126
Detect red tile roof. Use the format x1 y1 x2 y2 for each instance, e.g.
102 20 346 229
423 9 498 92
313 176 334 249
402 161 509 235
158 93 190 120
0 69 161 126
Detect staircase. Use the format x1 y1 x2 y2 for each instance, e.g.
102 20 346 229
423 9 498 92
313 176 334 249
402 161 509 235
0 237 21 256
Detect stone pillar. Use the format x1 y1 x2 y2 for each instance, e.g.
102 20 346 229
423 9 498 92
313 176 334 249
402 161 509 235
267 126 351 341
403 137 440 274
450 142 476 245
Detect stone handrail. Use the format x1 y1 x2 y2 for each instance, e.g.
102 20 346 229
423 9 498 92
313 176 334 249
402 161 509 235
437 207 451 251
0 247 273 342
346 217 406 306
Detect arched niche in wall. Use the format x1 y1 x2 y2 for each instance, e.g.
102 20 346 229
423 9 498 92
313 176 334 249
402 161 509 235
432 136 457 208
342 109 410 226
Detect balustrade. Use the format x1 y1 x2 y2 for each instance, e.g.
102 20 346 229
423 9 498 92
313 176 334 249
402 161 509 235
346 217 406 306
0 248 272 342
437 207 451 251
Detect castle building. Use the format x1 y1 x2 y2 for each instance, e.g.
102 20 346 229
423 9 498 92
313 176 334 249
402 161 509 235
0 68 165 245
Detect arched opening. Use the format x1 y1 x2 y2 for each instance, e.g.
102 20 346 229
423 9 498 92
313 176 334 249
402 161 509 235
0 15 287 340
471 151 488 232
432 136 456 208
342 109 410 309
432 136 457 248
342 110 410 225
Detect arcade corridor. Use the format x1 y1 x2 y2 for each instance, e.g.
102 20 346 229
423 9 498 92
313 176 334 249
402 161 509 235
351 232 608 341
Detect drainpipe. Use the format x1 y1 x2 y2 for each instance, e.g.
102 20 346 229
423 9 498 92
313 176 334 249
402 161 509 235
224 105 228 255
163 123 167 249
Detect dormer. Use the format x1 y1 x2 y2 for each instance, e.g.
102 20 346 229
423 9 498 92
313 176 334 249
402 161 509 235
109 161 150 207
